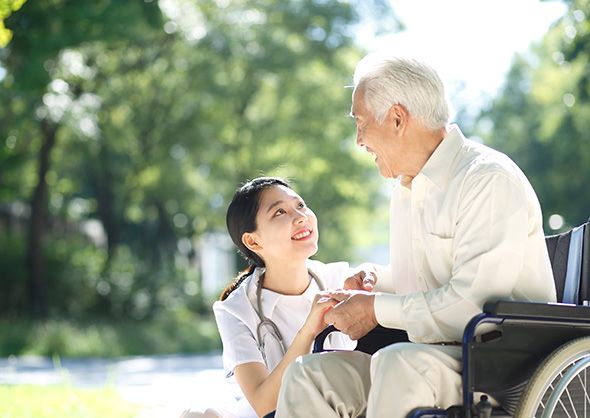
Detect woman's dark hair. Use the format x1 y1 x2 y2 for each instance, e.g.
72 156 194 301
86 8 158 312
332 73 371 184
221 177 292 301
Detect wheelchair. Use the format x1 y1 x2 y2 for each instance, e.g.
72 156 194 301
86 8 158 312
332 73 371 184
306 218 590 418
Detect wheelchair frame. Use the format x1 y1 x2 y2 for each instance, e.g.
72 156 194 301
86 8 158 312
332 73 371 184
460 300 590 417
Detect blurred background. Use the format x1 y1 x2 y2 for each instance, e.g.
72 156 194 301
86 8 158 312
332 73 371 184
0 0 589 371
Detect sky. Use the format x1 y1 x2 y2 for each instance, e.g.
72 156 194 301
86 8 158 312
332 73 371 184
357 0 568 119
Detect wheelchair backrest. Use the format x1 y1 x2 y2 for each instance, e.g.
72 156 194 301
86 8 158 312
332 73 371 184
545 220 590 305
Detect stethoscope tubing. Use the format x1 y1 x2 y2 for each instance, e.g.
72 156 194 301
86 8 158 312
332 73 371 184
254 270 324 368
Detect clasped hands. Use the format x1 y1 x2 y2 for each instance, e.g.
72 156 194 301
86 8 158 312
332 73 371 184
316 268 379 341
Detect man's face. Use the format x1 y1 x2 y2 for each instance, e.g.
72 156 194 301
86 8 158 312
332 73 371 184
351 89 400 179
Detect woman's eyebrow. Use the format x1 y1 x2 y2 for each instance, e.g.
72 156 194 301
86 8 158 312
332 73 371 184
266 200 284 213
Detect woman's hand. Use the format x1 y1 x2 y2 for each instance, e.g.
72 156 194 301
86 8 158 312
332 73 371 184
344 266 378 291
300 293 338 340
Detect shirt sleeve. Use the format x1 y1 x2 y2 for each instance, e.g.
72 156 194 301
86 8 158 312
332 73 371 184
213 302 265 378
375 170 535 343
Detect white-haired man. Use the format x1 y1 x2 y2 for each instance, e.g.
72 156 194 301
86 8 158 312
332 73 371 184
274 54 556 418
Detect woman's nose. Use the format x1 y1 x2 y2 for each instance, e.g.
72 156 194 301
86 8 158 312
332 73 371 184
294 210 307 223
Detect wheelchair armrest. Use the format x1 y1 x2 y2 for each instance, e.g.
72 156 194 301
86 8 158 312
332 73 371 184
314 325 410 355
313 325 339 353
483 300 590 322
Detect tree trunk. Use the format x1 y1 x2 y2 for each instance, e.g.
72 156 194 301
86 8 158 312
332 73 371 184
27 119 57 318
94 142 120 259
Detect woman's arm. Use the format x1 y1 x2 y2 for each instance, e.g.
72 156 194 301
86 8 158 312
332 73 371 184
233 294 336 417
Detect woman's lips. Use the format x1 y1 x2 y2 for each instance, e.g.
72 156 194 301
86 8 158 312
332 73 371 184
292 229 312 240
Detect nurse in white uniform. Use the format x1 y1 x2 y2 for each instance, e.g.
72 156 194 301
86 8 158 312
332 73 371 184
180 177 357 418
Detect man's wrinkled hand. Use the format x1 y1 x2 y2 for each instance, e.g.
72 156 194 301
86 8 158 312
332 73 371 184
324 290 378 340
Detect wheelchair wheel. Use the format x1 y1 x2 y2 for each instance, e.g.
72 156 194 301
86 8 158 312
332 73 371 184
515 336 590 418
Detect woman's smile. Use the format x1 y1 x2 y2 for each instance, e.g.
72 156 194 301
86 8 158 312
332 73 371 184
292 228 313 241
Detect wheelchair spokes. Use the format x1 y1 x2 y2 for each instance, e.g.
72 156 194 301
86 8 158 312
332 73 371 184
515 336 590 418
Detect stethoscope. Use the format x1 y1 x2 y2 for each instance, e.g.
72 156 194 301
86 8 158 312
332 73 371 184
255 269 324 368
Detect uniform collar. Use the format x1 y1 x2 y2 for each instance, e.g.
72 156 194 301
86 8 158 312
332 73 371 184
417 124 465 190
246 266 318 320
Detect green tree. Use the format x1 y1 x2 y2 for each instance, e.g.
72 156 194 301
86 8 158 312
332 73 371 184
0 0 27 47
1 0 399 320
476 0 590 231
2 0 165 317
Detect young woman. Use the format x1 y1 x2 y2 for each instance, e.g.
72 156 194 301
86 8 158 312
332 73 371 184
181 177 356 418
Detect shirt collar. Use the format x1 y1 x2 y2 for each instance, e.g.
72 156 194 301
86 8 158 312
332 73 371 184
418 124 466 190
246 267 317 319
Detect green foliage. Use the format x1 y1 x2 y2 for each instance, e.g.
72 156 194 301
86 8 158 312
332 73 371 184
476 0 590 231
4 0 163 91
0 385 139 418
0 0 26 47
0 0 398 326
0 229 204 319
0 229 28 314
0 313 220 357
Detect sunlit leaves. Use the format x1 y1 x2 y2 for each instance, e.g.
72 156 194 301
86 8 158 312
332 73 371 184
0 0 27 47
1 0 399 319
477 0 590 230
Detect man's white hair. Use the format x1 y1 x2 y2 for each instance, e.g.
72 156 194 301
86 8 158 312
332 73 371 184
353 54 449 131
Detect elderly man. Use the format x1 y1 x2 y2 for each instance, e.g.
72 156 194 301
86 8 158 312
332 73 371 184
274 54 556 418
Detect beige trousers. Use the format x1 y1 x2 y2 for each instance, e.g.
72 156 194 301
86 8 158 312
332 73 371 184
275 343 463 418
179 408 225 418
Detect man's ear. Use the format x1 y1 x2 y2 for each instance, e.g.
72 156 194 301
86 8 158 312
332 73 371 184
242 232 262 252
388 104 409 134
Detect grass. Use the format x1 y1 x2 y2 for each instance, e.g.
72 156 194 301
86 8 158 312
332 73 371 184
0 312 221 417
0 385 140 418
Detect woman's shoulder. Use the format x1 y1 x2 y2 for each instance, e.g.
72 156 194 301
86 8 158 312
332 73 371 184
213 272 257 316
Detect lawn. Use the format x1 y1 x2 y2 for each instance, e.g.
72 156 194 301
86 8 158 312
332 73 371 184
0 385 140 418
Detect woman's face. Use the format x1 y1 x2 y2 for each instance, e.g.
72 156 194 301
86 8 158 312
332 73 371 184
243 185 319 264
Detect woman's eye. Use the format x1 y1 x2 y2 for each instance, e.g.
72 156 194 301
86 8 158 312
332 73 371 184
275 209 285 216
298 202 305 209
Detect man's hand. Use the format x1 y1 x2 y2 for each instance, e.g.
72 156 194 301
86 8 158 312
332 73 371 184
324 290 378 340
343 267 377 291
